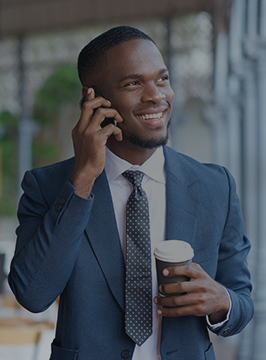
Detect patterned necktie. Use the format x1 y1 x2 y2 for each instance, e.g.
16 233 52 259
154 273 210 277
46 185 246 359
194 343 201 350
122 170 153 346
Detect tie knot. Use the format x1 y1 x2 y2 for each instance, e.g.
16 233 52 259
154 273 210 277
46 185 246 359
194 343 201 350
122 170 145 188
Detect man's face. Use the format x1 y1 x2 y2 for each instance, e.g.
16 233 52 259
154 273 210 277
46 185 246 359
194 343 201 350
93 39 175 150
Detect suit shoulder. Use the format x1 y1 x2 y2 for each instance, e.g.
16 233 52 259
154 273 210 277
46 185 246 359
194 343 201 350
164 146 232 187
21 158 75 207
24 158 75 199
30 157 75 179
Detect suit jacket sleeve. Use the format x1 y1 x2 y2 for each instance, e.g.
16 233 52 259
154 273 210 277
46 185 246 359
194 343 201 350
8 168 94 313
208 167 253 337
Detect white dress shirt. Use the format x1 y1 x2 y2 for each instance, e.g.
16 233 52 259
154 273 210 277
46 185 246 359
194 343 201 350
105 146 165 360
104 146 231 359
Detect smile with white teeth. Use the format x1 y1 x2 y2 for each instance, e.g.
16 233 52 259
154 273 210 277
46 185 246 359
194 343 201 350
136 112 163 120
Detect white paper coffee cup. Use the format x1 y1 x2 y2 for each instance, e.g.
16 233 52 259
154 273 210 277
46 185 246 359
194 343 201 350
154 240 194 296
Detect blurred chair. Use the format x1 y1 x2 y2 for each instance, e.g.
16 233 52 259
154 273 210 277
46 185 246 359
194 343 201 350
0 294 22 309
0 316 54 360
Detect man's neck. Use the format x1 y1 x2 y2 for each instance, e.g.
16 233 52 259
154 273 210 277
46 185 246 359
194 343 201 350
107 140 158 166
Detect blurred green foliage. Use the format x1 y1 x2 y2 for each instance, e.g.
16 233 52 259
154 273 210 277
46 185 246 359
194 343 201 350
33 64 81 126
0 111 18 216
32 140 60 169
0 64 81 216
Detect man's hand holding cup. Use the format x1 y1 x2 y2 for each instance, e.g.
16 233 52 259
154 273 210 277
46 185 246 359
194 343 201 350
154 240 230 321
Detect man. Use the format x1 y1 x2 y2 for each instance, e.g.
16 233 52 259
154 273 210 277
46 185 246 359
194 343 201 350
8 26 253 360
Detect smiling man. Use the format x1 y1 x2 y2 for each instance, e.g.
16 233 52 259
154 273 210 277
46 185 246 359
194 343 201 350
8 26 253 360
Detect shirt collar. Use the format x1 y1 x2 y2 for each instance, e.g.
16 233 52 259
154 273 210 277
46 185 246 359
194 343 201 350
105 146 165 184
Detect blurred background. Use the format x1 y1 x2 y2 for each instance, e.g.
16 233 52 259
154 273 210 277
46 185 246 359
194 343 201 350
0 0 265 359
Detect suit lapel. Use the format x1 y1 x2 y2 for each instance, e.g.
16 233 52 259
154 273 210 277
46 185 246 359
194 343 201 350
85 171 125 311
164 147 200 250
84 147 200 312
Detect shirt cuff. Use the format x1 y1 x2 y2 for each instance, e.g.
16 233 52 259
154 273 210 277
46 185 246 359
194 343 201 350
206 287 232 330
68 180 94 200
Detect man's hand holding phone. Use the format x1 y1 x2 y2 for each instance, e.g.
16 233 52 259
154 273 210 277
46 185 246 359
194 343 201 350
70 87 123 199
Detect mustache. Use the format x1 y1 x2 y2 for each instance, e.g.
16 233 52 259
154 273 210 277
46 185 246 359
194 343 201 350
134 101 169 112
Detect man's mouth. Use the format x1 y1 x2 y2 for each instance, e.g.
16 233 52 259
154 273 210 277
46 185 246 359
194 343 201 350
135 112 163 120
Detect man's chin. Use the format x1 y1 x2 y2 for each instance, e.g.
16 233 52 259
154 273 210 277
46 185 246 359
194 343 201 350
123 132 169 149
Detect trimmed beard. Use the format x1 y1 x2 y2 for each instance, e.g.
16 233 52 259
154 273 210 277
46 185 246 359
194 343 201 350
122 120 170 149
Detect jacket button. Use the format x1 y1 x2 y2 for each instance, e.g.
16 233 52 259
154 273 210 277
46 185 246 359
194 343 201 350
59 197 66 205
121 349 131 359
56 204 62 212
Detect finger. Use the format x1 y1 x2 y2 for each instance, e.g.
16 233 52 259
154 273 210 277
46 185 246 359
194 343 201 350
82 87 112 109
159 279 191 296
156 302 203 317
80 97 112 124
90 107 123 127
155 289 199 306
77 89 112 131
86 87 94 101
154 292 208 317
163 263 203 280
79 87 97 109
85 97 112 113
79 88 91 109
99 123 123 142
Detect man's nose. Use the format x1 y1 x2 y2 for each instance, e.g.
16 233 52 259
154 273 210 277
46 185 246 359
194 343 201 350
141 83 166 103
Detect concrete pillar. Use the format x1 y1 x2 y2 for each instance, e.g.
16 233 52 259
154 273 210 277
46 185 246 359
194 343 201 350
212 29 228 167
250 0 266 358
17 36 34 198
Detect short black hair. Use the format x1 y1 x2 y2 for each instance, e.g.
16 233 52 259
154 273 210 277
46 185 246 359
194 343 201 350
77 26 155 86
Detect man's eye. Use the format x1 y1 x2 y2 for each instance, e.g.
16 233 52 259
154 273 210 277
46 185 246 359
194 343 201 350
158 75 169 82
125 81 138 86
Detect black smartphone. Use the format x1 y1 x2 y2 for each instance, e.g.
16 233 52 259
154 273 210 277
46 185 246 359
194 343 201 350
79 85 116 128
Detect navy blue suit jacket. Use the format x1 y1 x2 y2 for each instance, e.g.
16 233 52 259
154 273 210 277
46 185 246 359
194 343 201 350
8 146 253 360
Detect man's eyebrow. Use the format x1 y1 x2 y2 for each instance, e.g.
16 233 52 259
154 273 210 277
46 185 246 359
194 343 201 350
119 74 142 82
159 68 169 74
119 68 169 83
